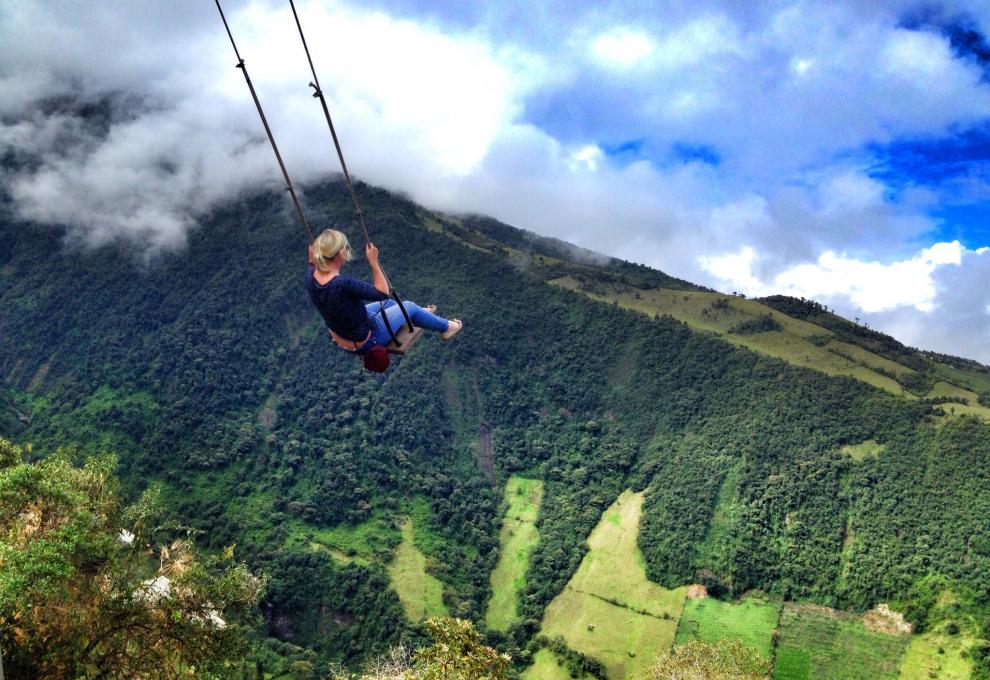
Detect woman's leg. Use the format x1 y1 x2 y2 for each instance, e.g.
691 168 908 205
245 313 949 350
388 300 449 333
369 300 452 345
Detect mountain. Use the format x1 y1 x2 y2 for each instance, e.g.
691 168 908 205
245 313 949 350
2 179 989 678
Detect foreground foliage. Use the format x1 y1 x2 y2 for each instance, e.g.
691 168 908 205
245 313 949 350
352 617 509 680
645 639 770 680
0 438 263 679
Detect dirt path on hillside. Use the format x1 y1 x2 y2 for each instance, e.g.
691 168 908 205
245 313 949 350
478 423 496 485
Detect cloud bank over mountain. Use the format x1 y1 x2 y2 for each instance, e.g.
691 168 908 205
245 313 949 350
2 0 989 360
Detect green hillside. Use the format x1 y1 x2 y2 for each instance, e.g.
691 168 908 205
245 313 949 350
550 277 990 419
3 181 990 677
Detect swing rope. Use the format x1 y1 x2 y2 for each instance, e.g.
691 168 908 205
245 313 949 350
215 0 314 243
287 0 415 335
288 0 371 247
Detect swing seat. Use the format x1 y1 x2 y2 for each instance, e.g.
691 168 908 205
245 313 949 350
385 325 423 355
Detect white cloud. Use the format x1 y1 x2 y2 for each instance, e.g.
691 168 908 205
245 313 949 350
590 28 655 68
820 172 886 214
698 247 767 294
0 1 546 249
871 247 990 361
652 15 741 69
240 2 537 177
701 241 966 313
569 145 603 171
881 28 956 81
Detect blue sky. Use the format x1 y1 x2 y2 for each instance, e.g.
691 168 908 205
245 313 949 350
2 0 990 360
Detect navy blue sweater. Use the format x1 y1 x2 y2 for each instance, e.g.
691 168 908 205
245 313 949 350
306 266 390 341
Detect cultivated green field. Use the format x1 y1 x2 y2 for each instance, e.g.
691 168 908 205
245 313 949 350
774 604 910 680
538 490 687 679
388 518 449 622
674 593 781 660
898 630 973 679
931 361 990 397
486 476 544 631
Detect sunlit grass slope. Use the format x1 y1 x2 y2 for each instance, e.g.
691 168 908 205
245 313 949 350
898 629 973 680
774 604 909 680
551 278 905 393
521 649 595 680
388 518 449 622
927 382 990 419
486 476 544 631
674 592 780 660
539 490 686 679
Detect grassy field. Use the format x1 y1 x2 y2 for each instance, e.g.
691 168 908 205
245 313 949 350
486 476 544 631
841 439 886 462
293 514 398 564
898 630 973 679
826 340 916 379
774 604 910 680
388 517 449 622
521 649 594 680
674 593 781 660
930 361 990 397
540 490 687 679
926 382 990 419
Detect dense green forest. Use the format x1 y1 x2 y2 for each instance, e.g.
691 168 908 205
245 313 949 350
2 180 990 676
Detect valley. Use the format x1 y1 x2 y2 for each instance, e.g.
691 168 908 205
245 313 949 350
3 184 990 678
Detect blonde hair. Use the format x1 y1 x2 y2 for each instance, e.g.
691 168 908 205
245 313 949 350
313 229 353 271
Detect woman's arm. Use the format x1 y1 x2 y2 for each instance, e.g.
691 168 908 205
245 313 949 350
366 243 389 295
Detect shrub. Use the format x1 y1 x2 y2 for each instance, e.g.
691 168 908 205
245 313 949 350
0 438 263 679
729 314 782 335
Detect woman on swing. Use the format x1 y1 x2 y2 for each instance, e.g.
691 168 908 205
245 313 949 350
307 229 462 372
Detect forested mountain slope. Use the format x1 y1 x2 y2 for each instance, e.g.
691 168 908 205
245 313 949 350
2 180 989 676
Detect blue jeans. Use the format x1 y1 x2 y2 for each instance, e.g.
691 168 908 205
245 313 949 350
358 300 448 351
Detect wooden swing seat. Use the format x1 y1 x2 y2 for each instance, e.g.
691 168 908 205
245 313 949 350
385 325 423 355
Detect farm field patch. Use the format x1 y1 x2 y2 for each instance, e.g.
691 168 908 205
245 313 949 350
540 490 686 679
926 382 990 419
520 648 595 680
774 603 910 680
298 514 397 563
841 439 886 462
388 517 448 622
674 593 781 660
898 629 973 679
486 476 544 631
